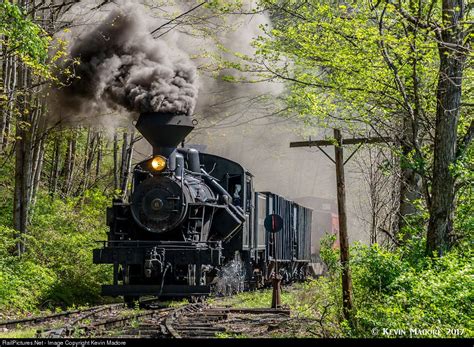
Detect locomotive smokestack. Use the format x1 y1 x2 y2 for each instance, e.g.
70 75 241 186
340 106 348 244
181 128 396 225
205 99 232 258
135 112 194 156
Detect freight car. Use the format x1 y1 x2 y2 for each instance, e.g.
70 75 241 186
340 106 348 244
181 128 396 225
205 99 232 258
93 112 312 303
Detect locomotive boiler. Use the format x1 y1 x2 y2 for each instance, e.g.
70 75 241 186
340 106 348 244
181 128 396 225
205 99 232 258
93 112 312 303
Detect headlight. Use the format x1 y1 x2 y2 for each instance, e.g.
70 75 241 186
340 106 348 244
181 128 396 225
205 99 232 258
151 156 167 171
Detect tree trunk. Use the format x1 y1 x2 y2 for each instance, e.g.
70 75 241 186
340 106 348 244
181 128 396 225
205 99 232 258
397 0 424 235
80 128 97 193
50 136 61 197
1 40 9 150
61 131 72 194
29 99 45 208
63 130 77 196
427 0 466 256
120 131 135 198
113 132 119 191
13 60 30 255
30 138 45 210
1 52 16 151
95 132 102 179
398 140 422 233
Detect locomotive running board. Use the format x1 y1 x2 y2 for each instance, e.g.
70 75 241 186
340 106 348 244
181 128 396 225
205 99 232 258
101 284 211 297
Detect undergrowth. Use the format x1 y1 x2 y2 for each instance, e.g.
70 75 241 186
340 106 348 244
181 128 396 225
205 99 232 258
214 234 473 338
0 190 111 316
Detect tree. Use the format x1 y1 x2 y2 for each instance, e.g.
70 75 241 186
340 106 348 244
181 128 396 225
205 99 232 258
247 0 472 251
1 0 68 254
353 146 400 247
426 0 471 256
0 0 52 77
2 0 51 254
248 1 437 236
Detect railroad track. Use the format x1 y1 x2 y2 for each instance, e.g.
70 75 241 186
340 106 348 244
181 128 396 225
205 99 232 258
164 303 216 338
47 302 290 338
0 298 165 337
0 303 124 331
41 306 173 338
37 298 170 338
162 303 291 338
3 297 292 338
36 302 200 338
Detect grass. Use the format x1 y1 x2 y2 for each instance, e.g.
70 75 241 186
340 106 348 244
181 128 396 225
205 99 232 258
164 299 189 308
214 283 304 309
215 332 250 338
0 327 38 338
210 280 343 338
119 309 142 317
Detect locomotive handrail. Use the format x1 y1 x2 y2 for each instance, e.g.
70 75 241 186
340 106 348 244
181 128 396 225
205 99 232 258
97 240 222 244
186 168 222 182
95 240 223 249
97 241 222 247
200 169 230 198
182 168 210 177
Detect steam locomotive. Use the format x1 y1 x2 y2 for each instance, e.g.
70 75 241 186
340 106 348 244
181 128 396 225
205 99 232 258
93 112 312 303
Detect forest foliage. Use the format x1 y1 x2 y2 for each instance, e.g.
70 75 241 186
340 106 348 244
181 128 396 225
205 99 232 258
0 190 111 315
250 0 473 254
291 234 473 337
210 234 473 337
0 1 54 77
0 0 472 337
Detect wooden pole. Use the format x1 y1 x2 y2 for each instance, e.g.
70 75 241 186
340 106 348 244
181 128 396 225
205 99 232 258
271 230 281 309
290 130 391 321
334 129 353 321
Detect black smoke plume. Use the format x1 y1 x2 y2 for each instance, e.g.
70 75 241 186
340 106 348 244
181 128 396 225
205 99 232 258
56 5 198 120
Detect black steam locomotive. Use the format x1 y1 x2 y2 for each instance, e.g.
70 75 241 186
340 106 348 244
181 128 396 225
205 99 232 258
93 112 312 303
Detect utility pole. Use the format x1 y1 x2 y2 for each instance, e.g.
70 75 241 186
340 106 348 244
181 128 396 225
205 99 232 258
333 129 353 319
290 129 390 321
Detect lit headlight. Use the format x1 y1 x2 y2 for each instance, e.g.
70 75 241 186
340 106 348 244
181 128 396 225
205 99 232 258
151 156 167 171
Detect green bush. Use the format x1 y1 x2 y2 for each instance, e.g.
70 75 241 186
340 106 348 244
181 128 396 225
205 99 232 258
26 190 111 306
354 250 473 337
351 243 473 337
319 233 340 275
317 233 474 338
0 257 57 312
0 190 112 314
0 226 57 313
351 243 407 294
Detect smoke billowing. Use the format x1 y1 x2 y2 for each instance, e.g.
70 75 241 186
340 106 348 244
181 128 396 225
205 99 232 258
55 5 198 121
